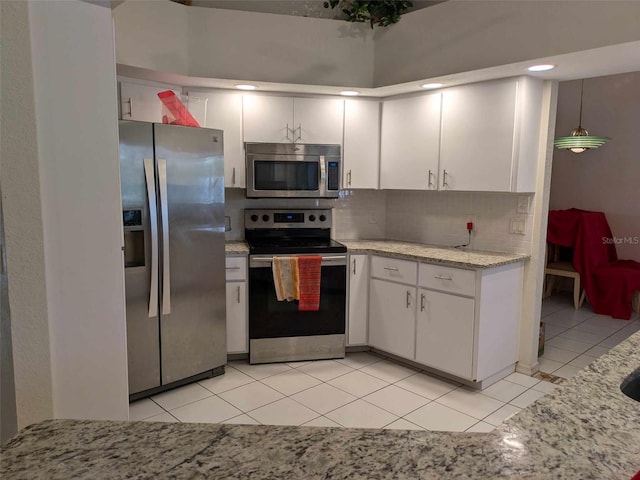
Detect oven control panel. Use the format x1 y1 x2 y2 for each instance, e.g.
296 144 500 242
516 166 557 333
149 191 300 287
245 209 332 229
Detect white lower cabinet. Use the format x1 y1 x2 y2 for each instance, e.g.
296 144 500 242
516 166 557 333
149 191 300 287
347 255 369 346
359 254 523 383
225 256 248 354
416 289 474 379
369 279 416 360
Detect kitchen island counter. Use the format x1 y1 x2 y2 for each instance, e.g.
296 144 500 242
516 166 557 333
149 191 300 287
2 330 639 479
341 240 529 269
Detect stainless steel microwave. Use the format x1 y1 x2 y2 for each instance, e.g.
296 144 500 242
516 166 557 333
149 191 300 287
245 143 341 198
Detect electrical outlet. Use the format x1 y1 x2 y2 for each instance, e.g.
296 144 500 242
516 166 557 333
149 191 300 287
368 210 378 224
517 196 531 214
464 215 477 231
510 216 526 235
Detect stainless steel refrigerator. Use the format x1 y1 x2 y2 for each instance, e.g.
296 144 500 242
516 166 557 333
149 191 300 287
119 121 226 399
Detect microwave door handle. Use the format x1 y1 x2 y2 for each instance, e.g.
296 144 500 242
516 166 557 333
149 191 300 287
143 158 158 318
319 155 326 197
158 158 171 315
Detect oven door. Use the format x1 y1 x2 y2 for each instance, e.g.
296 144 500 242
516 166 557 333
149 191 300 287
248 254 346 362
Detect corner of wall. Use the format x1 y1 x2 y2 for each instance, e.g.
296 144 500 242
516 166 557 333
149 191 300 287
0 0 54 430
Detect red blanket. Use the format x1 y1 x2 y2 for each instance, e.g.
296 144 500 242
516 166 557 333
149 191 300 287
547 209 640 319
298 256 322 312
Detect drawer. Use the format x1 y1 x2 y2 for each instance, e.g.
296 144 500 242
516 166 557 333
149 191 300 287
419 263 476 297
225 256 247 281
371 255 417 284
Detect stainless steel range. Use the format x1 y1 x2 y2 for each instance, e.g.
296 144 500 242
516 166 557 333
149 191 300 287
245 208 347 364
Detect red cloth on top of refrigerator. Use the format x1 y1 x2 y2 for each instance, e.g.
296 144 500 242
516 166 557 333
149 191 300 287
297 256 322 312
157 90 200 127
547 208 640 319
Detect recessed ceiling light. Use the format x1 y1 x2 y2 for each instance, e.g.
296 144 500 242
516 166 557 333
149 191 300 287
340 90 360 96
421 83 443 89
235 84 257 90
527 64 555 72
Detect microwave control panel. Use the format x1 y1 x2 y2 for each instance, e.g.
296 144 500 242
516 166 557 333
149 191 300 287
327 161 340 191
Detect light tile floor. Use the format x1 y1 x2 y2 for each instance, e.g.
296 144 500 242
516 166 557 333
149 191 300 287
130 293 639 432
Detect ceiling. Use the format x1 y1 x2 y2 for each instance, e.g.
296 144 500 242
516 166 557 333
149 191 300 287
185 0 444 20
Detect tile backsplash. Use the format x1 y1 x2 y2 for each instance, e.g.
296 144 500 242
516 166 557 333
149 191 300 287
225 188 533 255
385 190 534 254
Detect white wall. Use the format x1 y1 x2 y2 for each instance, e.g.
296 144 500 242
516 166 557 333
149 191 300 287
550 72 640 262
29 0 129 421
113 2 375 87
113 0 189 76
187 7 374 87
374 1 640 86
0 0 54 430
385 191 534 254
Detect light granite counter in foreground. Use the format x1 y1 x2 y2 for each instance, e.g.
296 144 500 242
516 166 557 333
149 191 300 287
340 240 529 269
2 332 639 479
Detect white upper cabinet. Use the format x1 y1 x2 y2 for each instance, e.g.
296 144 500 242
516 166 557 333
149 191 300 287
293 97 344 145
243 95 293 143
191 90 245 188
380 92 442 190
119 81 180 123
343 99 380 189
439 76 542 192
243 95 344 145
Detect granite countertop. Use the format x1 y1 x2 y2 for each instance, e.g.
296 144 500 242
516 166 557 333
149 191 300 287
3 332 639 479
225 241 249 255
340 240 529 269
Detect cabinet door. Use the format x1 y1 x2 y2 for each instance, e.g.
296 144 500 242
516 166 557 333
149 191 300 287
440 79 517 192
119 81 180 123
380 92 441 190
294 98 344 145
243 95 293 143
416 289 474 379
226 281 247 354
193 90 245 188
343 100 380 189
348 255 369 346
369 279 416 359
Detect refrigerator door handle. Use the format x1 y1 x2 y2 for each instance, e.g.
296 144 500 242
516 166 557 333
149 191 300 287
143 158 159 318
158 158 171 315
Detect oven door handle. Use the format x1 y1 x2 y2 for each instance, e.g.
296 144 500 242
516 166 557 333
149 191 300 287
250 255 347 268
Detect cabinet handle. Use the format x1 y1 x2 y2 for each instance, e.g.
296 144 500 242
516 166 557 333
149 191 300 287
384 266 399 272
226 266 241 270
237 285 241 303
232 167 236 185
443 170 449 188
125 97 133 117
420 293 426 312
286 123 292 142
294 124 302 143
406 291 412 308
352 258 356 276
347 170 352 186
428 169 434 188
434 275 453 281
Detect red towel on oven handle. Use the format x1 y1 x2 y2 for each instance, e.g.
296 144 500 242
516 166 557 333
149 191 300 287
298 255 322 312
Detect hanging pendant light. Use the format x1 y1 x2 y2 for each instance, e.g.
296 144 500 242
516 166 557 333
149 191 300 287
554 79 610 153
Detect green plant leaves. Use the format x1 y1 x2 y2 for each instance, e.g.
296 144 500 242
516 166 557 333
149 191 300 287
324 0 413 28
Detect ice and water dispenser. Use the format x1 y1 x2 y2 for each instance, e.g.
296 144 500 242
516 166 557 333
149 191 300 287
123 209 145 268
